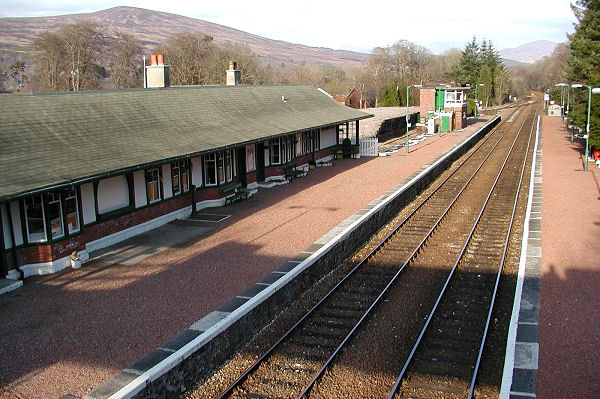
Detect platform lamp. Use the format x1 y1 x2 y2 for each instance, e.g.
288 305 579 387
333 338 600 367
406 84 422 154
474 83 484 117
555 83 568 120
570 84 600 171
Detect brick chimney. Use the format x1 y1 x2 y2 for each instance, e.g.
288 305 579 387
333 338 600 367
226 61 241 86
146 54 170 88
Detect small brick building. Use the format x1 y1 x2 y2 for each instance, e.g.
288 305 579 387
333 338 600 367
419 85 470 131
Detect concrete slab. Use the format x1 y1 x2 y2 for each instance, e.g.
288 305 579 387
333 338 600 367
0 278 22 294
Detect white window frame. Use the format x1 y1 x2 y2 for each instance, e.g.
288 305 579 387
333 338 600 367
24 195 47 243
246 144 255 172
171 160 190 195
225 150 234 183
270 138 281 165
65 191 80 234
204 153 217 186
145 168 162 204
47 192 64 239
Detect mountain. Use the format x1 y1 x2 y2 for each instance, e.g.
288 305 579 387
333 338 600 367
501 58 530 67
499 40 559 64
0 6 369 67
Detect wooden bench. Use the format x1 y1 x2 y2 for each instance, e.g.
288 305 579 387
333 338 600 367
223 183 249 205
284 164 304 180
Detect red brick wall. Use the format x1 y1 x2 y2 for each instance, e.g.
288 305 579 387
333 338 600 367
420 88 436 117
450 105 468 129
16 245 52 266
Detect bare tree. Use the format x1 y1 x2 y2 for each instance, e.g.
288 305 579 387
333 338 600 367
157 32 216 85
33 21 104 92
60 21 104 91
33 30 68 91
109 31 143 89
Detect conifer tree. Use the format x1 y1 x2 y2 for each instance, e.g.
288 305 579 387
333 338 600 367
458 36 481 87
567 0 600 148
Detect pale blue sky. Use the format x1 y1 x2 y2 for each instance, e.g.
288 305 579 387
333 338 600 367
0 0 577 53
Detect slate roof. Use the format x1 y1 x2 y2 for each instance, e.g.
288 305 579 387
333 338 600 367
0 85 372 201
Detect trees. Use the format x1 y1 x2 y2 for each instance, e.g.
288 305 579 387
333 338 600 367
458 37 481 87
109 31 143 89
567 0 600 148
33 30 68 91
61 21 104 91
156 33 217 85
456 36 511 107
33 21 105 91
478 64 493 107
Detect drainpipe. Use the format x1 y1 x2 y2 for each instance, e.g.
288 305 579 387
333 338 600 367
143 55 146 88
190 185 197 217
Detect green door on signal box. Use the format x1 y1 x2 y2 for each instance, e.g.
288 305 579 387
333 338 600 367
441 115 450 132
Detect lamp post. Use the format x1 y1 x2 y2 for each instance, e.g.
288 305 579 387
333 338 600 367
474 83 484 117
570 84 599 171
406 84 422 154
555 83 568 120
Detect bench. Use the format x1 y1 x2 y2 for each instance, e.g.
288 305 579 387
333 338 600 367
284 164 304 180
223 183 249 205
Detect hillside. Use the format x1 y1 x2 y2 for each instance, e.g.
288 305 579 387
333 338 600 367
0 6 369 67
499 40 559 64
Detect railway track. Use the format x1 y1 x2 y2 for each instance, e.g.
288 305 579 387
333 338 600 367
188 103 539 399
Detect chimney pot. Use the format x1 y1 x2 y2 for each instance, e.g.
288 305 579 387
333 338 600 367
150 54 157 66
157 54 164 65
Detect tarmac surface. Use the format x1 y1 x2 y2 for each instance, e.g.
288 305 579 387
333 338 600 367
1 111 597 399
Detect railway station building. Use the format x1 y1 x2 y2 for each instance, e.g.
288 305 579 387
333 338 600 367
0 61 371 281
419 85 470 132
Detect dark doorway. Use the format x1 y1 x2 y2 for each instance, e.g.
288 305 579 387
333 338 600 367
256 142 265 182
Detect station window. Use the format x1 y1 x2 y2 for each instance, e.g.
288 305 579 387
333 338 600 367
445 90 465 106
171 160 189 195
246 144 255 172
204 153 217 186
65 191 79 234
145 168 162 203
270 138 281 165
47 192 64 239
24 195 46 242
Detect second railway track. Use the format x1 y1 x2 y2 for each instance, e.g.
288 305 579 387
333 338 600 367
184 103 539 399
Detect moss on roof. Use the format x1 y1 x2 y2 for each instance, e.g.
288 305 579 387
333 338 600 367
0 85 372 201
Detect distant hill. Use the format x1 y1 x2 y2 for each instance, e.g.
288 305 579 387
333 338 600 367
499 40 559 64
0 6 369 67
501 58 530 67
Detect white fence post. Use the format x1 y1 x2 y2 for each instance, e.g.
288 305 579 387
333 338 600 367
359 137 379 157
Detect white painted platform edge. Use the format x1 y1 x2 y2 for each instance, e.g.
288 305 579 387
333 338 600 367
499 115 541 398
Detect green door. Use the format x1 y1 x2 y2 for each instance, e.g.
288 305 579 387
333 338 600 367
441 115 450 132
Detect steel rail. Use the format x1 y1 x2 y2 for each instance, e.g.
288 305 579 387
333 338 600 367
294 109 526 399
386 106 535 399
466 110 539 399
216 109 519 399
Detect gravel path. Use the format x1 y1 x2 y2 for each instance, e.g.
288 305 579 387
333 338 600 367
537 116 600 398
0 119 490 399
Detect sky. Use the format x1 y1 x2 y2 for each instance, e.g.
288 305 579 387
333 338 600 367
0 0 577 54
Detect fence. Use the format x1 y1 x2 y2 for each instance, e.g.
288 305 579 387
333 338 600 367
360 137 379 157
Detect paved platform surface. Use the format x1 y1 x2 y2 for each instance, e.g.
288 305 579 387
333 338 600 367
535 117 600 398
0 117 493 399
